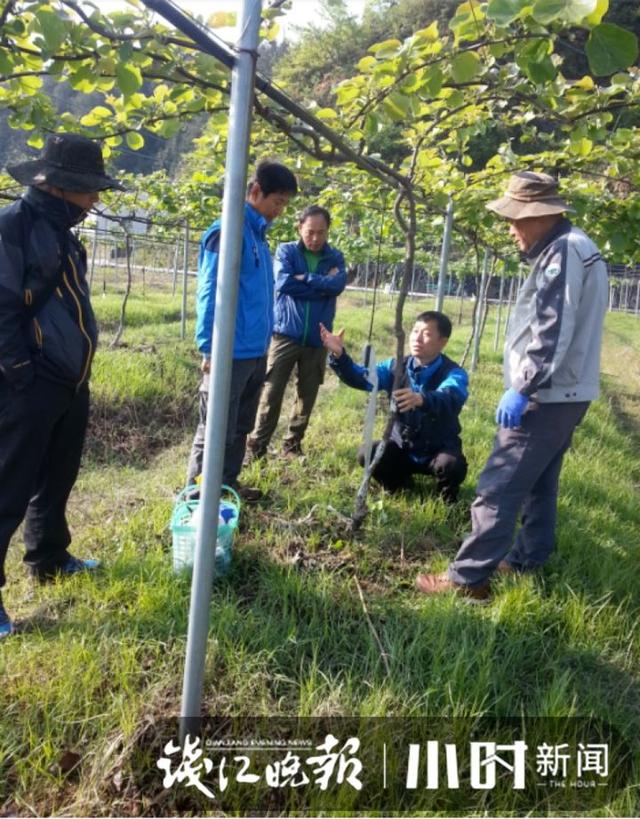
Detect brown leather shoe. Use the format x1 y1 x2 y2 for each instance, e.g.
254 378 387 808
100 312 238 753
415 572 491 602
497 560 515 574
281 439 303 459
231 481 263 503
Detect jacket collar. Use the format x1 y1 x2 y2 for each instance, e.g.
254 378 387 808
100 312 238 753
23 186 86 230
245 202 270 238
525 217 572 263
296 238 331 257
408 354 443 380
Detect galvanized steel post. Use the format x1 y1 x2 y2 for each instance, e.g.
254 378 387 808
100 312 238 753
435 196 453 312
179 0 262 740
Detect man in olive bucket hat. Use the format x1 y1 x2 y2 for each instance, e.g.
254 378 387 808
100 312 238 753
0 133 124 637
415 171 608 601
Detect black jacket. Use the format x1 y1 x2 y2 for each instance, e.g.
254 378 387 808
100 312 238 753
0 187 97 390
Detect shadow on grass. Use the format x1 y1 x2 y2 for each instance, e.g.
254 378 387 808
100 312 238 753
7 544 639 816
85 392 197 468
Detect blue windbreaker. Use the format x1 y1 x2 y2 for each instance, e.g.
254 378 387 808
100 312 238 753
273 240 347 347
330 351 468 458
195 203 274 359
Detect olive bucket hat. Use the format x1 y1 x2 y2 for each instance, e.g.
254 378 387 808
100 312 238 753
486 171 573 220
7 133 125 193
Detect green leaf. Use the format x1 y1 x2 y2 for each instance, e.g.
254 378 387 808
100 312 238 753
26 133 45 149
68 65 97 93
336 83 361 104
368 38 402 57
125 131 144 150
586 24 638 76
0 51 13 74
573 75 594 90
532 0 599 24
116 62 143 96
487 0 529 25
414 22 439 42
569 136 593 155
316 107 338 120
364 113 379 138
80 105 113 126
35 9 67 52
18 75 43 95
421 65 443 98
527 56 557 83
382 91 410 121
157 118 180 138
357 56 377 72
585 0 608 25
532 0 565 23
449 1 485 42
451 52 480 83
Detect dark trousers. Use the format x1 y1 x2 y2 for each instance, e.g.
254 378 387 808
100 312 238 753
0 377 89 587
358 440 468 503
187 356 267 487
448 401 589 587
249 334 327 453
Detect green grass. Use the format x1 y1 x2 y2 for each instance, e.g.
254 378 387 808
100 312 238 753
0 290 639 815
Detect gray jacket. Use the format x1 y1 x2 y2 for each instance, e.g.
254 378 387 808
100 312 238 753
505 218 608 403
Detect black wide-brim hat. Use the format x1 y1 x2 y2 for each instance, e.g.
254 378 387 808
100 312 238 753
7 133 125 193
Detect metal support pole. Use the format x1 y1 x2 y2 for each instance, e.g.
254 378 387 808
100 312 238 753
503 276 515 340
88 221 99 292
493 271 505 352
471 248 491 372
180 220 189 340
179 0 262 740
172 234 180 296
435 196 453 312
363 257 370 305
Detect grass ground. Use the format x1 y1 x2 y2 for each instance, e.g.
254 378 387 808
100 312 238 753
0 288 639 816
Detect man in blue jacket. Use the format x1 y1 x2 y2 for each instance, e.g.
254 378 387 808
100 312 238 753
247 205 347 459
0 133 124 638
186 160 298 501
320 311 468 503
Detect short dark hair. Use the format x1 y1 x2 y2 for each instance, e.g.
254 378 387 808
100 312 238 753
298 205 331 227
248 160 298 197
415 310 452 339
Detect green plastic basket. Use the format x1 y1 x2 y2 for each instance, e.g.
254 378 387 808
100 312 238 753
170 484 240 575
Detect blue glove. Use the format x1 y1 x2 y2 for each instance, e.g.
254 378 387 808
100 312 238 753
496 388 529 429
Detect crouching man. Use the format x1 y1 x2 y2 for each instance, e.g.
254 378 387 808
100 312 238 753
320 311 468 504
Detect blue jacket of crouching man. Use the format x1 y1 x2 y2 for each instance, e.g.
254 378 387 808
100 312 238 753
330 351 468 459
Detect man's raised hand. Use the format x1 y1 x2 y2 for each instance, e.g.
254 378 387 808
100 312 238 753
319 323 345 357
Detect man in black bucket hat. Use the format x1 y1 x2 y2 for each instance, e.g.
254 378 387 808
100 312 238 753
0 133 124 638
415 171 608 601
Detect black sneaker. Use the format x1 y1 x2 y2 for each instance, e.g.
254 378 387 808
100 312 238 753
0 592 13 639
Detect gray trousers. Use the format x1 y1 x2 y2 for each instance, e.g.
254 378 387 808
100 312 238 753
448 401 589 588
186 356 267 487
249 334 327 452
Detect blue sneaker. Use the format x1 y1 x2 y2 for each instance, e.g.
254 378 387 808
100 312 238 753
33 555 102 584
0 594 13 639
59 556 101 576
